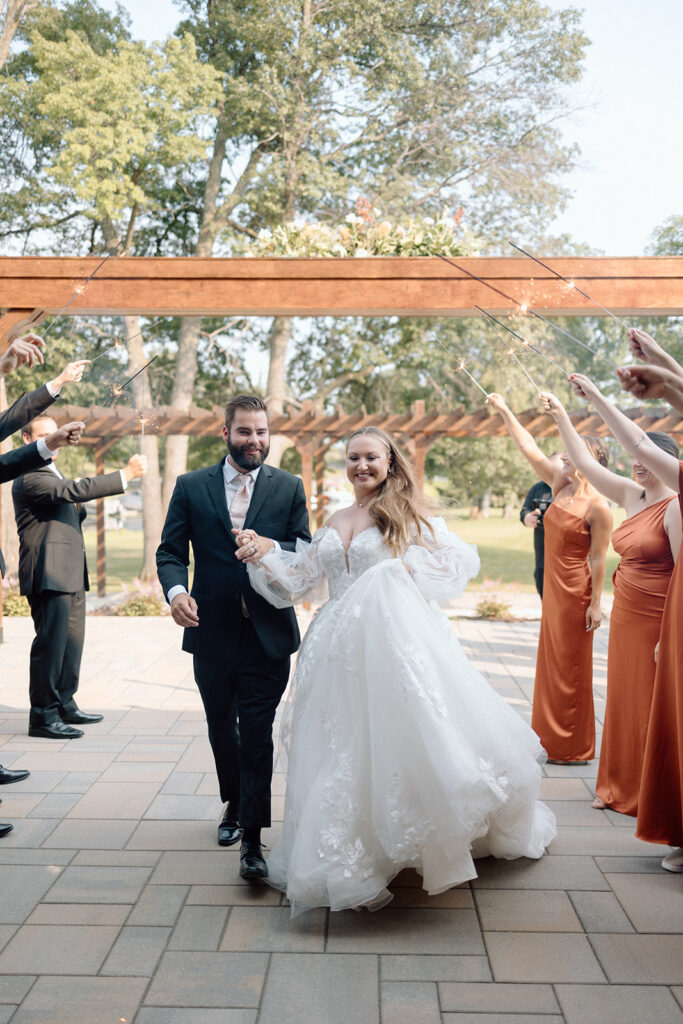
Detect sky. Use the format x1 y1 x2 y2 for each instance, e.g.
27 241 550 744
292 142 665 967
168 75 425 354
101 0 682 257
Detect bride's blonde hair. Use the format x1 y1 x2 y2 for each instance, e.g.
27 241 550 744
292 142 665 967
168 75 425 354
346 427 435 556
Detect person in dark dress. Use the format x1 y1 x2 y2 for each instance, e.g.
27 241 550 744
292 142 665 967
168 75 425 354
519 454 562 598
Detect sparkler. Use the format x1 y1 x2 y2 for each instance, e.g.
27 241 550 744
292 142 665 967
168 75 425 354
82 354 159 424
437 253 603 358
508 242 631 330
89 318 166 363
479 311 542 392
41 240 122 339
477 307 572 377
434 337 489 398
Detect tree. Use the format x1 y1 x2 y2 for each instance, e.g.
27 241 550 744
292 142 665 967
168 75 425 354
0 7 221 576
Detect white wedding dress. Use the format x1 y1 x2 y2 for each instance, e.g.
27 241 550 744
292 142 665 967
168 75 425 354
248 518 556 915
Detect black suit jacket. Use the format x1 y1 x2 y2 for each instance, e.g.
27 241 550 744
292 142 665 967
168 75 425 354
0 383 55 575
12 465 126 595
0 383 55 443
156 459 311 661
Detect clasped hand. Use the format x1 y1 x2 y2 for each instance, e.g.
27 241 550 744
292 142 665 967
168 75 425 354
232 528 273 563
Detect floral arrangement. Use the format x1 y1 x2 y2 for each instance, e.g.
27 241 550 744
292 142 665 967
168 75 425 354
242 199 480 258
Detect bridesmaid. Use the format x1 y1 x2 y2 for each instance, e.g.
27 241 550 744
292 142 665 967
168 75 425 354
539 388 680 816
486 394 613 764
572 367 683 872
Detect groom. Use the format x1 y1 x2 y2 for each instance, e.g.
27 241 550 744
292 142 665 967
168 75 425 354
156 394 310 880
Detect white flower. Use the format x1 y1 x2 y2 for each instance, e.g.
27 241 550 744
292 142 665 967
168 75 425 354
373 207 382 217
345 213 360 225
354 247 370 257
423 217 435 226
332 243 347 256
257 228 272 240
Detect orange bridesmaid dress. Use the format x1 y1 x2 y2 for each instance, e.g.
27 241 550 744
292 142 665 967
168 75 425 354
636 465 683 848
532 502 596 762
596 497 676 815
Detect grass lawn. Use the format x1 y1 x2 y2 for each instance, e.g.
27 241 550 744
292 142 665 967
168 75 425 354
87 509 625 596
446 509 624 594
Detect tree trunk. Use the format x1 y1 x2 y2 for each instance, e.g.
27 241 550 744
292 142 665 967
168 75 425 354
161 121 263 505
480 488 492 519
265 316 294 466
0 0 36 71
162 316 201 510
123 316 163 580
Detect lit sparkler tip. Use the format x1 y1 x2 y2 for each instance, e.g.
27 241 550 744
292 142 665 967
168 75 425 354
506 348 515 356
457 359 466 371
519 303 528 313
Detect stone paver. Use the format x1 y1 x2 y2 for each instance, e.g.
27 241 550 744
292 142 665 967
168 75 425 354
0 615 682 1022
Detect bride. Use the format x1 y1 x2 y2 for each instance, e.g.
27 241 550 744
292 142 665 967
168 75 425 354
242 427 556 914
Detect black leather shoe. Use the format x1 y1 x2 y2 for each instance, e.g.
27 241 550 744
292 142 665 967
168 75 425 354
218 805 243 847
0 823 13 838
239 841 268 880
0 766 30 785
60 709 103 725
28 722 84 739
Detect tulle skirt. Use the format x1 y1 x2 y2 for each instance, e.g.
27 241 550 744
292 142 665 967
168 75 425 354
268 559 556 915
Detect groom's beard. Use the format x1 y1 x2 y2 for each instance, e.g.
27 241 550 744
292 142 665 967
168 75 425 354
227 437 270 471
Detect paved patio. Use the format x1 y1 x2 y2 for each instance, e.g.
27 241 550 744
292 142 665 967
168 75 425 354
0 614 682 1024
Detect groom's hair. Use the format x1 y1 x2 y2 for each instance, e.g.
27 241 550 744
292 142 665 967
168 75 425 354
224 394 269 430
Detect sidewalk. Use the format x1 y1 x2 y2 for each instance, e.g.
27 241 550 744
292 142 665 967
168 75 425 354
0 615 681 1024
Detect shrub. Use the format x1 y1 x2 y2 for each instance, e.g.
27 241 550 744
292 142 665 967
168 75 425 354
116 577 168 617
1 576 30 616
474 596 514 621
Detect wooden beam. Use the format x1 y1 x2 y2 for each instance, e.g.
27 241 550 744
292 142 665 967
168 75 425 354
0 256 681 323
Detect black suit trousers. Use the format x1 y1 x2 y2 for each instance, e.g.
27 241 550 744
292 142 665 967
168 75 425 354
27 590 86 725
193 615 290 827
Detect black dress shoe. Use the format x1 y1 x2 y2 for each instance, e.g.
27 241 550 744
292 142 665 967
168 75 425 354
60 709 103 725
218 805 243 847
0 766 30 785
28 721 84 739
0 823 13 838
239 841 268 880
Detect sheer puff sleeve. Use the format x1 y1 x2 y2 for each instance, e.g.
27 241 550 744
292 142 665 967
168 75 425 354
403 517 480 602
247 533 328 609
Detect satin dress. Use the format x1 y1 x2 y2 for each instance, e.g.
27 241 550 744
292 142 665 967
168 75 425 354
531 502 595 762
637 465 683 848
596 497 675 815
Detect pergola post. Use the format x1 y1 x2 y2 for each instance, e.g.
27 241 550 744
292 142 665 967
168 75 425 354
92 438 117 598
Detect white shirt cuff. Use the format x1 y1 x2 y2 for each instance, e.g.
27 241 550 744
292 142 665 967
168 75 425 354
167 585 188 606
36 436 57 460
270 539 281 553
119 470 128 491
46 380 59 397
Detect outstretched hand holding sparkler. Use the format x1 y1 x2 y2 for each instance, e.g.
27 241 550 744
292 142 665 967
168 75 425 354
0 335 46 376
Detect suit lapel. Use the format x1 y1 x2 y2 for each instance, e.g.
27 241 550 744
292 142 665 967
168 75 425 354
206 460 235 541
245 465 272 528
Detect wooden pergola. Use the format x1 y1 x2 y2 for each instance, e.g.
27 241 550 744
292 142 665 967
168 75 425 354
45 395 683 598
1 254 682 619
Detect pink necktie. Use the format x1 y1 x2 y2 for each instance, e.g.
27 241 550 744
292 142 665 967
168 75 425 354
230 473 252 530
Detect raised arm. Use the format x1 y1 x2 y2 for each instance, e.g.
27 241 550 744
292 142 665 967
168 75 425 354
628 329 683 380
616 365 683 417
571 373 680 492
539 391 641 509
486 392 563 489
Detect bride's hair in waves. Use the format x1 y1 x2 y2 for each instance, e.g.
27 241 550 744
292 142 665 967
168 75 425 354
346 427 435 556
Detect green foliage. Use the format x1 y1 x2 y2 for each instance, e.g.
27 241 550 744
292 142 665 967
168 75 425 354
2 591 31 616
474 596 514 621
